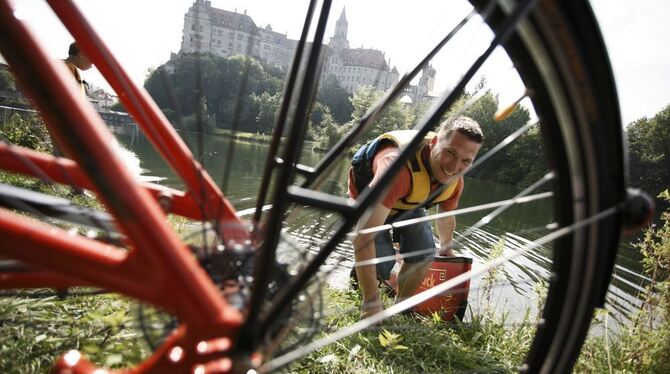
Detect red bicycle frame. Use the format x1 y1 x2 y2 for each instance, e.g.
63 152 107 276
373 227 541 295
0 0 249 372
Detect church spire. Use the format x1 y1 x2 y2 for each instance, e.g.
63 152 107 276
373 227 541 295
329 7 349 50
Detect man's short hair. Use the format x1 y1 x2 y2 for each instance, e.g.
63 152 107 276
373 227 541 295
438 116 484 144
68 42 80 57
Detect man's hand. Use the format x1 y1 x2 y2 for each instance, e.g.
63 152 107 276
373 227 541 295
439 246 455 257
353 204 391 320
437 213 456 257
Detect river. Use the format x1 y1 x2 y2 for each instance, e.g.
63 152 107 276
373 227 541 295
114 126 648 330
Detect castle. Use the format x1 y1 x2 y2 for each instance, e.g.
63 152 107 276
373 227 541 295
179 0 435 103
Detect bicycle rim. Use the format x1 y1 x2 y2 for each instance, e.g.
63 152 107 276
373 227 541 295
481 1 626 371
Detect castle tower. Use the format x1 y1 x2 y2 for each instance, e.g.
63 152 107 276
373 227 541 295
328 8 349 50
419 64 436 93
180 0 213 54
415 64 436 103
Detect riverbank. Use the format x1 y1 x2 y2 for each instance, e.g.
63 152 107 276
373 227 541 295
212 128 273 144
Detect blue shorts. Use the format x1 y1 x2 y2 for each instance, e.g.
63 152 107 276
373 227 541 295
375 208 436 281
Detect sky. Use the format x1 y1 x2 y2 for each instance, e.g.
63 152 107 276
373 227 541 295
7 0 670 125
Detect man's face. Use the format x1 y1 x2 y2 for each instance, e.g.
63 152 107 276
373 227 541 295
429 130 482 184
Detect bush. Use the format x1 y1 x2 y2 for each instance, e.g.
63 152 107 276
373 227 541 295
576 190 670 373
0 113 53 153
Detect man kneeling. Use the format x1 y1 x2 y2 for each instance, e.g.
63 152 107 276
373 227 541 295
348 117 483 317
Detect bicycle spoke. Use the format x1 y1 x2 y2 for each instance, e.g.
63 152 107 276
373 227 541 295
220 29 259 195
252 0 321 224
262 205 619 372
391 118 539 223
241 0 334 346
356 190 552 237
302 3 498 188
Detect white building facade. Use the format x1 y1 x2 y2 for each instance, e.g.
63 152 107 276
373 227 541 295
179 1 436 99
180 0 291 68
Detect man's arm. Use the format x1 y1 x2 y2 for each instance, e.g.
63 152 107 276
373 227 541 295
353 203 391 317
436 207 456 256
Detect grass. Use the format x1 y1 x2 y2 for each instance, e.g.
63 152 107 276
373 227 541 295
0 292 149 373
289 287 535 374
0 247 667 373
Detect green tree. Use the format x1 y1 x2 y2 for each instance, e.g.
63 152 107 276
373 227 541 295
182 96 216 132
249 91 281 134
348 85 417 148
309 102 334 130
144 53 284 131
504 125 547 186
627 104 670 211
317 75 353 124
0 65 17 92
314 113 352 151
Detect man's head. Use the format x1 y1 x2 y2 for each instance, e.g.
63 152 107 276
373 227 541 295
68 42 92 70
429 116 483 184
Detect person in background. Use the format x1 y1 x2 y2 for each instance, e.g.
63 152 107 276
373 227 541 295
63 41 92 96
51 42 92 160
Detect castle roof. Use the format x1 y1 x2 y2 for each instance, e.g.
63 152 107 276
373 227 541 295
210 8 258 33
261 26 289 45
341 48 388 70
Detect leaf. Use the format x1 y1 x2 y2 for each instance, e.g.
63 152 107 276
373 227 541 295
394 344 409 350
378 332 389 347
431 311 442 324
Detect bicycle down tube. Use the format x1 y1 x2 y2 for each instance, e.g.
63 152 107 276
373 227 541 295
0 0 246 371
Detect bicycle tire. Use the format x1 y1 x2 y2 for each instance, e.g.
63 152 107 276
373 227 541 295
467 0 625 372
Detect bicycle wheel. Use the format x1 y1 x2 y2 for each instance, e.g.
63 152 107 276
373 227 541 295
471 1 625 372
250 0 628 373
0 0 636 373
